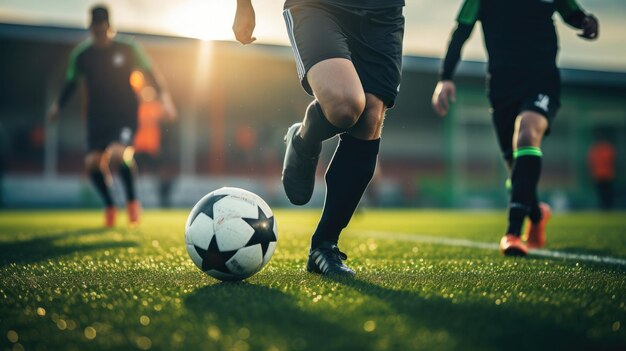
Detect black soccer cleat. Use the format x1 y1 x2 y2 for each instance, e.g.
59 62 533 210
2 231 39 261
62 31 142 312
307 241 355 278
282 123 320 206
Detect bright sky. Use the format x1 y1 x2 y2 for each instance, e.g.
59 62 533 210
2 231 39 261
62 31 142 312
1 0 625 71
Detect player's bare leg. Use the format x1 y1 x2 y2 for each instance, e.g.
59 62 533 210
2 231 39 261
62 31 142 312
307 93 384 278
282 58 365 205
85 151 116 227
501 111 549 255
515 112 551 248
105 143 141 227
308 58 366 130
349 94 385 141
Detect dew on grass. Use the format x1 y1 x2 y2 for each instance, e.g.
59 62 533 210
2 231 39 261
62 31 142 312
207 326 221 340
66 320 77 330
140 315 150 326
612 321 621 331
136 336 152 350
171 330 185 345
364 320 377 332
233 340 249 351
238 327 250 340
84 326 96 340
7 330 18 343
56 319 67 330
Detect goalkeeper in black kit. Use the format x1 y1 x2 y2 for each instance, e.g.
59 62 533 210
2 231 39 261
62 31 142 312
431 0 598 255
48 5 176 227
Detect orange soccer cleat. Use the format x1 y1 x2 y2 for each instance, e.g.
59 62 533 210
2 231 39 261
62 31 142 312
104 206 117 228
500 234 528 256
524 202 551 249
127 200 142 227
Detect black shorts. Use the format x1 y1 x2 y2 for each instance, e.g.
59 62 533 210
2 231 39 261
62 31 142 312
283 2 404 107
488 69 561 162
87 123 136 152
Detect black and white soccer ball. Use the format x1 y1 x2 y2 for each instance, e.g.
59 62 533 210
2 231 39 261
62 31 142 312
185 187 278 281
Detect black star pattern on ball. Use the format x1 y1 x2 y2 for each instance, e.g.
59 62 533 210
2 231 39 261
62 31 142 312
243 207 277 257
193 194 228 222
195 236 237 273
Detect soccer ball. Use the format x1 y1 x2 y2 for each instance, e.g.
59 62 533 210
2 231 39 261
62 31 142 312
185 187 278 281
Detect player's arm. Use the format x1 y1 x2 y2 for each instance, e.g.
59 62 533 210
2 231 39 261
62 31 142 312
232 0 256 45
143 67 178 121
432 0 479 117
48 45 84 122
131 41 178 120
556 0 598 40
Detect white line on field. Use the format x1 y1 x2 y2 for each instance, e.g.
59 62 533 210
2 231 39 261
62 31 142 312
357 230 626 267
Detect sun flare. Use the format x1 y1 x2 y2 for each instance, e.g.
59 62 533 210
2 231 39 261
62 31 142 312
164 0 236 41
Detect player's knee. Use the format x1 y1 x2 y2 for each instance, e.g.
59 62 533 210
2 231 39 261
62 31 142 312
108 152 123 166
516 114 547 147
517 122 546 146
349 95 385 139
106 145 127 165
350 109 384 140
517 128 543 147
323 93 366 129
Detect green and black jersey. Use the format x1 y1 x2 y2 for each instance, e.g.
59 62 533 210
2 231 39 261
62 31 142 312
441 0 587 80
284 0 404 10
58 36 158 127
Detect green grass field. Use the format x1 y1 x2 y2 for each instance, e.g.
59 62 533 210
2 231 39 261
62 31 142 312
1 210 625 351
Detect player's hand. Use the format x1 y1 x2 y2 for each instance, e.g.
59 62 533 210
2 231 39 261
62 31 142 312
232 0 257 45
432 80 456 117
578 14 598 40
47 102 60 122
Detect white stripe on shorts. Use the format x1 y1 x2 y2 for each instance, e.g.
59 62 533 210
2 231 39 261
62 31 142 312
283 9 305 80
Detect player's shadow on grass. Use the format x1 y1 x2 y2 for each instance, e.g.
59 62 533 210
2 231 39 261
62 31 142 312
0 227 137 267
184 282 377 350
340 278 618 351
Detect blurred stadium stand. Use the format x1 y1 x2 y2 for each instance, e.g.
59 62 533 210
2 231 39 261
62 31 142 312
1 23 625 209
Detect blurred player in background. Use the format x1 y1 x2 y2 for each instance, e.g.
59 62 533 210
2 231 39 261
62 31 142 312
431 0 599 255
587 135 616 211
233 0 404 277
47 4 176 227
0 122 7 208
133 77 177 209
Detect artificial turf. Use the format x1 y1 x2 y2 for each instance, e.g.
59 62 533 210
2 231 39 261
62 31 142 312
1 210 625 351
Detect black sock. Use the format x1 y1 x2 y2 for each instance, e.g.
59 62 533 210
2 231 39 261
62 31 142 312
311 134 380 249
119 161 137 202
298 101 343 156
89 169 114 207
528 202 542 223
507 147 542 235
507 205 527 236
